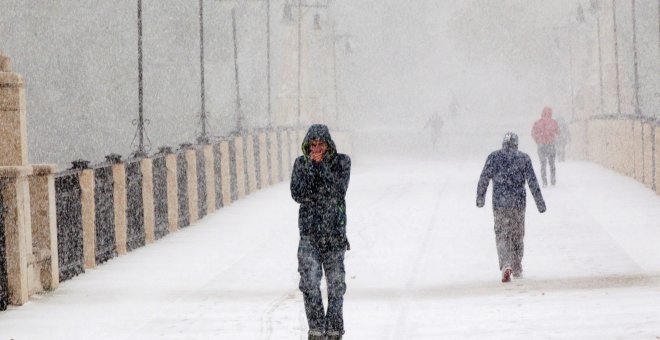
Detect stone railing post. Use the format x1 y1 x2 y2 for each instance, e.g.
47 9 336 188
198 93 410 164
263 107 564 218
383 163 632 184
184 147 199 225
109 155 127 255
642 122 654 189
218 141 232 206
655 124 660 195
140 158 155 244
289 129 300 168
79 166 95 269
28 165 58 292
0 52 33 305
0 166 32 305
233 135 246 199
0 52 28 167
278 129 290 181
268 130 280 184
164 152 179 233
202 145 216 215
244 133 257 194
257 131 269 188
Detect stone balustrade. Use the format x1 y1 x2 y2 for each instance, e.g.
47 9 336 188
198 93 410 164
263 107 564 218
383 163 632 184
0 51 351 310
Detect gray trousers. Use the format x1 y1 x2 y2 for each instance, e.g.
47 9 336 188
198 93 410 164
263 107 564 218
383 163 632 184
493 208 525 273
298 236 346 334
537 144 556 185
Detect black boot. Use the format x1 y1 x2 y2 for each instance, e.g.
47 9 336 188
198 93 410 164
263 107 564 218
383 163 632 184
308 329 325 340
325 330 344 339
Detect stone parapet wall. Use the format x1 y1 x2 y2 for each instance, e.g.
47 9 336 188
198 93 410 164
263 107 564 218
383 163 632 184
1 53 58 307
0 51 355 310
2 125 355 309
576 115 659 194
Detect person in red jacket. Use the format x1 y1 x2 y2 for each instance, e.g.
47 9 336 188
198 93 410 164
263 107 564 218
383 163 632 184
531 107 560 186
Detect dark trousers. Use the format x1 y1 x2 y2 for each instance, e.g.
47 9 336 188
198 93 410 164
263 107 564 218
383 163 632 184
537 144 556 185
493 208 525 274
298 236 347 334
557 142 567 162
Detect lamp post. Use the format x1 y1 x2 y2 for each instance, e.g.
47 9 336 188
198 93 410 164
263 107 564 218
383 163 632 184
133 0 149 158
231 7 244 133
589 0 605 115
218 0 273 131
331 26 352 125
631 0 641 116
284 0 330 127
266 0 272 128
552 24 577 121
612 0 622 114
198 0 210 143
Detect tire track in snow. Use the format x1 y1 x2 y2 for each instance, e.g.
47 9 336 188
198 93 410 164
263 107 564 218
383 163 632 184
259 289 298 340
259 165 420 339
388 166 458 339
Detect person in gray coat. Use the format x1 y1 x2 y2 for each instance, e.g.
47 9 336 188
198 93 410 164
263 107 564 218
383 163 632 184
476 132 546 282
291 124 351 340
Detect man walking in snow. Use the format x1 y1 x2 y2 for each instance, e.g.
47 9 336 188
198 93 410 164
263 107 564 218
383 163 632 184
532 106 560 186
425 110 444 153
291 124 351 340
556 115 571 162
476 132 546 282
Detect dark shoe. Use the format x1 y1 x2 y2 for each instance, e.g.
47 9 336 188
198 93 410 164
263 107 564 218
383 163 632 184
308 329 325 340
512 271 523 279
326 330 344 340
501 267 512 283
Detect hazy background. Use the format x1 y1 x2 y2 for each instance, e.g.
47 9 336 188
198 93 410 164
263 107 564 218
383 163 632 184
335 0 581 157
1 1 657 167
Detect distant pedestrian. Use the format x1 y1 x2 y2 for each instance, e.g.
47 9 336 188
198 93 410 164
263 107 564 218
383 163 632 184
556 116 571 162
531 107 560 186
425 111 444 153
476 132 546 282
291 124 351 340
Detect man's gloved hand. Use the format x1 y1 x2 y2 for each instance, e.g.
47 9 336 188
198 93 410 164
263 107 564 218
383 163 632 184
476 196 485 208
538 201 546 213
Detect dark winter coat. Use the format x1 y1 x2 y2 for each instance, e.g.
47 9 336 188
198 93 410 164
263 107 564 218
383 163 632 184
477 146 546 211
291 125 351 251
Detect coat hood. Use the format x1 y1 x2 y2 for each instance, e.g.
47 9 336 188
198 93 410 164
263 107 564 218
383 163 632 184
501 132 519 150
541 107 553 119
301 124 337 159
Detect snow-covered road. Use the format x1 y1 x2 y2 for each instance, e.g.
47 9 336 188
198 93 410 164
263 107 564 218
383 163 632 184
1 158 659 339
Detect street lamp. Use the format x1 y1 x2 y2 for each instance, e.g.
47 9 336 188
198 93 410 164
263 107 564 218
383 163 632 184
589 0 605 115
612 0 622 114
231 7 244 133
331 27 352 125
132 0 150 158
552 24 576 121
631 0 641 116
284 0 330 127
218 0 273 130
198 0 210 143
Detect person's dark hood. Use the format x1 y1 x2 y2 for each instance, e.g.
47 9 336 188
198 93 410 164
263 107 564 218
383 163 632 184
301 124 337 159
501 132 519 150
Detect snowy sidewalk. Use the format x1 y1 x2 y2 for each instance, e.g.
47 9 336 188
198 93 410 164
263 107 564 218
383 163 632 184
0 159 659 339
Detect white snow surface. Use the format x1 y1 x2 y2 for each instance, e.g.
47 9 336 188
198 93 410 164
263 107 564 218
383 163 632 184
1 158 660 339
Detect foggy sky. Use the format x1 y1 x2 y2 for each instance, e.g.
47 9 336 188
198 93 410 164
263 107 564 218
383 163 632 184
1 1 656 164
327 0 582 156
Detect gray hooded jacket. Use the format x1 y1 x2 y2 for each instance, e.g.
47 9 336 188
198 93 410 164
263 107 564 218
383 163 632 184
290 124 351 250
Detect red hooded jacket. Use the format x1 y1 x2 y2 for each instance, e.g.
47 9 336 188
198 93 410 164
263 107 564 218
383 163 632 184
532 107 560 145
